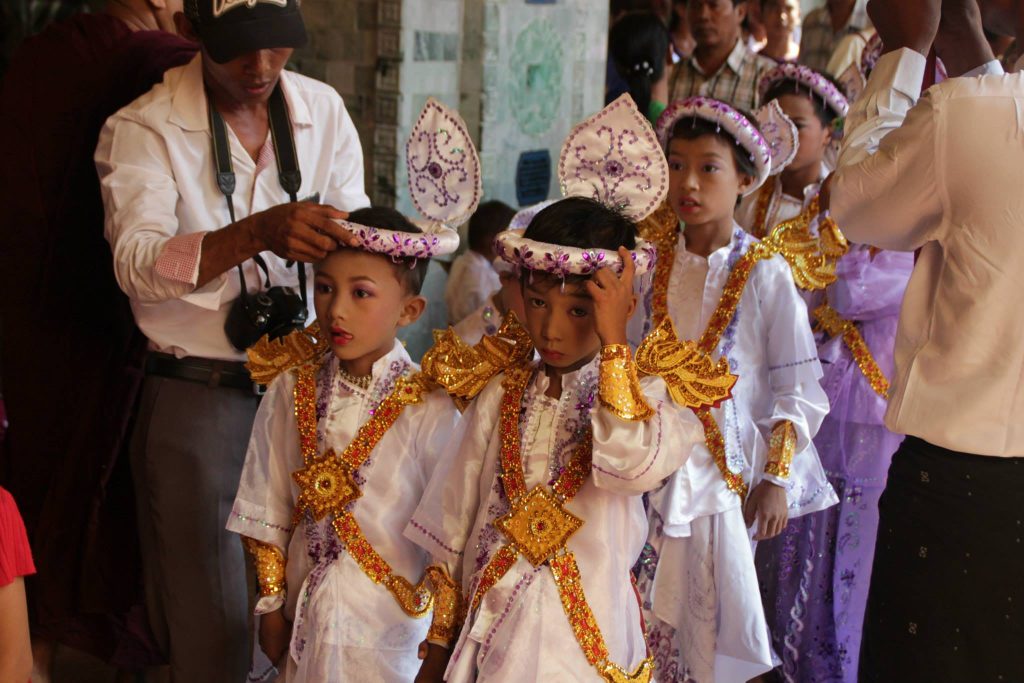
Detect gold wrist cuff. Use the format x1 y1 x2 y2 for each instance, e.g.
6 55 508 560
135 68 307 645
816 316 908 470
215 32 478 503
243 537 287 599
764 420 797 479
425 564 463 646
599 344 655 422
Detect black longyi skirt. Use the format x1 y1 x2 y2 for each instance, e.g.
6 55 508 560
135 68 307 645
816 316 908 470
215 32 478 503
859 437 1024 683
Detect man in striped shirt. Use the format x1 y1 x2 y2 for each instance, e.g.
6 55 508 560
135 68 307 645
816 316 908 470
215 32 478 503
667 0 776 111
798 0 872 73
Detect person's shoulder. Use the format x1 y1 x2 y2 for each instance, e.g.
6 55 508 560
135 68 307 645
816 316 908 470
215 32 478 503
281 69 348 109
106 59 193 128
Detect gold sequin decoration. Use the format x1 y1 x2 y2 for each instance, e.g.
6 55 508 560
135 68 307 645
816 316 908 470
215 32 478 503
243 537 286 598
761 196 849 292
637 199 680 328
290 361 437 619
246 323 327 385
814 302 890 398
764 420 797 479
469 358 652 681
598 344 655 422
635 318 737 410
421 312 535 410
751 181 776 239
425 564 464 646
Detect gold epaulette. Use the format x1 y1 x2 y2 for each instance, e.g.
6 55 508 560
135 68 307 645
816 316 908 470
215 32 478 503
245 324 328 386
420 312 534 409
634 317 738 410
762 197 849 291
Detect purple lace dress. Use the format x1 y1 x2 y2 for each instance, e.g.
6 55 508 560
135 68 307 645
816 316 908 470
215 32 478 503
755 247 914 683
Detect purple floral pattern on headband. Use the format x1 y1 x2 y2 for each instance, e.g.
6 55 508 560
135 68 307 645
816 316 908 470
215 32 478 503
406 98 482 228
755 100 799 176
757 63 850 119
494 229 657 279
339 219 460 264
557 94 668 222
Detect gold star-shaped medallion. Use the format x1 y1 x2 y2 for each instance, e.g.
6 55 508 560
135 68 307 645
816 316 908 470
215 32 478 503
600 657 653 683
495 486 583 567
292 450 361 521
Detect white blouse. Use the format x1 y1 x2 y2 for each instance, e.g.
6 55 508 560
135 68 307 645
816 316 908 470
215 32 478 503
405 357 703 682
227 341 459 681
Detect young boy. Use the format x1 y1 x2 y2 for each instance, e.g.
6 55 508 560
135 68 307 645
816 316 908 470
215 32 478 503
736 63 849 237
451 258 526 346
631 97 836 682
407 97 705 682
227 99 477 681
445 200 516 325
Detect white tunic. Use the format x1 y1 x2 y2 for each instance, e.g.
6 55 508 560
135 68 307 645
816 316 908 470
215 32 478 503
227 342 459 682
405 357 703 682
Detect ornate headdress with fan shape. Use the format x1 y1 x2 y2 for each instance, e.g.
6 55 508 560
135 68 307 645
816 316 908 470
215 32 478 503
334 98 480 262
493 94 664 279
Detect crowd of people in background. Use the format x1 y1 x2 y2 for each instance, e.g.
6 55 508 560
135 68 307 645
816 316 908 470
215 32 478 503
0 0 1022 682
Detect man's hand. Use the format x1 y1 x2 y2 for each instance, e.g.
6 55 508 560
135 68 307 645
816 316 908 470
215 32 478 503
248 203 358 262
867 0 941 56
415 641 451 683
258 607 291 667
743 481 789 541
586 248 638 347
934 0 995 77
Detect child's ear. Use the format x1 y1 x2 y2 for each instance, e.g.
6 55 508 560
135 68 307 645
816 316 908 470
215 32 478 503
397 294 427 328
737 173 757 196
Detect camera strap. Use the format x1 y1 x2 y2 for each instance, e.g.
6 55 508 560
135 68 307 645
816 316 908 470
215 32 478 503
207 82 307 309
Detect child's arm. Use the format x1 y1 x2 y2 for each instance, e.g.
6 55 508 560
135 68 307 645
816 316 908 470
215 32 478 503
587 251 704 494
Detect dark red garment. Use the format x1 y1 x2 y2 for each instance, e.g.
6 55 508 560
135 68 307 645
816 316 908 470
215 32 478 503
0 487 35 587
0 14 195 667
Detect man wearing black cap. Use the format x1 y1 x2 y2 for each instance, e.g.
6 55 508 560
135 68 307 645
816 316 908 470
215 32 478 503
95 0 368 678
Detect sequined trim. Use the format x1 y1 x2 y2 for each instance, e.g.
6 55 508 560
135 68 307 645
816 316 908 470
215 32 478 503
764 420 797 479
598 345 655 422
751 181 776 239
407 519 462 557
425 564 464 646
243 537 286 599
291 362 441 619
761 196 849 292
469 362 651 681
232 512 291 533
696 408 749 498
245 323 327 386
813 302 890 398
593 403 663 481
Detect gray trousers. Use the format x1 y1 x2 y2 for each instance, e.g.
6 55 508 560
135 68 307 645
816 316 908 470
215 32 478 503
131 375 259 683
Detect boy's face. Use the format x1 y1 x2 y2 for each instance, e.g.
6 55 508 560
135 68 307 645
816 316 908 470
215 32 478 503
667 135 755 227
688 0 745 51
521 276 602 373
776 93 831 177
313 249 425 364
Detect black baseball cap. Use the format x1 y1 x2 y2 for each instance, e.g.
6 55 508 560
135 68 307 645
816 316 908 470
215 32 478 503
185 0 308 64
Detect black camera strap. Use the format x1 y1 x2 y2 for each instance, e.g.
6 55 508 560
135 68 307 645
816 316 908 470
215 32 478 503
207 82 307 309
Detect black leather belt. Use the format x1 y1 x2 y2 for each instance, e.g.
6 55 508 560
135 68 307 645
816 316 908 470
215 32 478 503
145 352 263 394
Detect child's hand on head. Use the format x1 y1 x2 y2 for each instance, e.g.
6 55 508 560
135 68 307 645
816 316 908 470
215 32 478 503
586 247 637 347
743 480 789 541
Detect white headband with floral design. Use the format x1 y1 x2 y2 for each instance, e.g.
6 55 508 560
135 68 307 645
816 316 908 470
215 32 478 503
334 98 478 262
494 94 666 278
758 63 850 120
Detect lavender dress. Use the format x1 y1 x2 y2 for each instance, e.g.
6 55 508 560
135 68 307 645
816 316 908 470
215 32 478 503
754 247 914 683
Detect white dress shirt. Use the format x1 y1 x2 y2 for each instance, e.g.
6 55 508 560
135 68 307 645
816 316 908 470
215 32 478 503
444 249 501 325
96 54 369 361
833 49 1024 457
228 342 459 681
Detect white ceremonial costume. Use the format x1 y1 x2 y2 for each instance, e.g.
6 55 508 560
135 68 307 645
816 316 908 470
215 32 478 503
446 250 501 325
452 296 503 345
405 358 702 682
228 343 459 682
734 169 826 238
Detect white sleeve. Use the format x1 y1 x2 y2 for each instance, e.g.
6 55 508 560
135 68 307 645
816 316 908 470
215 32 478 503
833 49 944 251
322 96 371 211
591 374 703 496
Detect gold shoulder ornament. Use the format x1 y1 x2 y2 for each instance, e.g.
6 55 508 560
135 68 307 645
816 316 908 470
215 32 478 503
634 317 737 410
420 312 535 409
761 196 849 292
245 323 328 386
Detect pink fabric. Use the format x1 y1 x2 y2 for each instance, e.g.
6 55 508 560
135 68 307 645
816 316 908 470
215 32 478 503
154 231 206 285
0 487 35 587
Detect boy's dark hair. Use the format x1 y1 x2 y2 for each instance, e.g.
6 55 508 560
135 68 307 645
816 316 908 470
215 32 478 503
763 74 848 128
669 113 760 179
342 207 430 295
608 12 670 117
468 200 516 253
522 197 637 285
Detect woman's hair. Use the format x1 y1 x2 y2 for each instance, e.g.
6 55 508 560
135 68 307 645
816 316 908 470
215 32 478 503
343 207 430 295
669 114 761 179
608 12 670 116
763 74 848 128
522 197 637 285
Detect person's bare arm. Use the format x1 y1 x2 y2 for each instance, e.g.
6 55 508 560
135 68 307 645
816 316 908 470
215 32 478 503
0 578 33 683
934 0 996 77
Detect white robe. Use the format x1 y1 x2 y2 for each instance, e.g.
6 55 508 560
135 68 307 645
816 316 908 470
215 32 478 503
227 342 459 683
630 226 837 683
405 357 703 682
